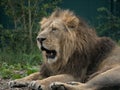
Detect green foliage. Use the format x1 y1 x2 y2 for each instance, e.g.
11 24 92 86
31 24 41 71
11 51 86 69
0 49 42 65
0 0 62 30
0 62 39 79
96 7 120 41
0 0 62 51
0 0 62 79
0 28 37 53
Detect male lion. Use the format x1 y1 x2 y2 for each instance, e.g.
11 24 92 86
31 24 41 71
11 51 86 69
9 9 120 90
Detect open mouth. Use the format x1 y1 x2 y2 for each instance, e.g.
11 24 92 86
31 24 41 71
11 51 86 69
41 46 57 59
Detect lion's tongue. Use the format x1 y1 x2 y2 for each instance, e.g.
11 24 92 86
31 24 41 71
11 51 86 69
46 52 54 58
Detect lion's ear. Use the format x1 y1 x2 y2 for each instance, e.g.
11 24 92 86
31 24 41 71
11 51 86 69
65 16 79 28
39 17 48 25
51 8 61 18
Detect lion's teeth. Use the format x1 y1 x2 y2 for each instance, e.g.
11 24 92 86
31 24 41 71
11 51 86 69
51 53 53 56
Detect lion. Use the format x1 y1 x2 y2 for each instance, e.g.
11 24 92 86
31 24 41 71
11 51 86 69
8 9 120 90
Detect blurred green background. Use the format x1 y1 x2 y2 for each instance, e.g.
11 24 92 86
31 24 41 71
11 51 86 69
0 0 120 79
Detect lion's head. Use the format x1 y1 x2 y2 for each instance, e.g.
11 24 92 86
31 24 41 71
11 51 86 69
37 9 97 66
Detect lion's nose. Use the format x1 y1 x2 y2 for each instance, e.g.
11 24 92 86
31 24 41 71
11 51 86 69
37 37 46 43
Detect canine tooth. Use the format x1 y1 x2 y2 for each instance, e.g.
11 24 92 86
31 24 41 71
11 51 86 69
51 53 53 55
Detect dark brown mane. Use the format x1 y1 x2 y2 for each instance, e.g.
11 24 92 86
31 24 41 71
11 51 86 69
40 9 116 82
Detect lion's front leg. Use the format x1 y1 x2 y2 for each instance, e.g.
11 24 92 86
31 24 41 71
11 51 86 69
51 66 120 90
28 80 47 90
28 74 75 90
85 66 120 89
50 82 94 90
8 72 40 88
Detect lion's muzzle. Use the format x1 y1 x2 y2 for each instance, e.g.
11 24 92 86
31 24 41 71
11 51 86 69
37 37 46 44
37 37 58 63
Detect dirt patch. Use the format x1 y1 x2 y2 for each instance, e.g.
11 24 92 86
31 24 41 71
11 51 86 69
0 78 31 90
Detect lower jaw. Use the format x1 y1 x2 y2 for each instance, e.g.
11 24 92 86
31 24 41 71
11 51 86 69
47 57 57 64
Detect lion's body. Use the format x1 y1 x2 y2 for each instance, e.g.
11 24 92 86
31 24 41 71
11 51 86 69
40 37 120 82
9 9 120 90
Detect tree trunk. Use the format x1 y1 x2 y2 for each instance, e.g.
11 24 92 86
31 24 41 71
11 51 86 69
28 0 33 50
23 12 27 31
14 19 17 31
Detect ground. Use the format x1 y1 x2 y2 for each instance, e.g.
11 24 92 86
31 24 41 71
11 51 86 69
0 64 38 90
0 77 30 90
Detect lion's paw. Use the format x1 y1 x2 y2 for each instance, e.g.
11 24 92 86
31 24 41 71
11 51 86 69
50 82 67 90
8 80 28 88
28 81 44 90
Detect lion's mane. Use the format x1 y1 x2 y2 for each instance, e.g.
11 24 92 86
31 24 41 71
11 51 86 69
40 9 115 82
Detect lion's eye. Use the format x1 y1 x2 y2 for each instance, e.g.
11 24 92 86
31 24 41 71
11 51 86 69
52 28 57 32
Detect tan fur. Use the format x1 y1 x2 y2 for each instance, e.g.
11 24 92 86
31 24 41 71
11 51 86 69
9 9 120 90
